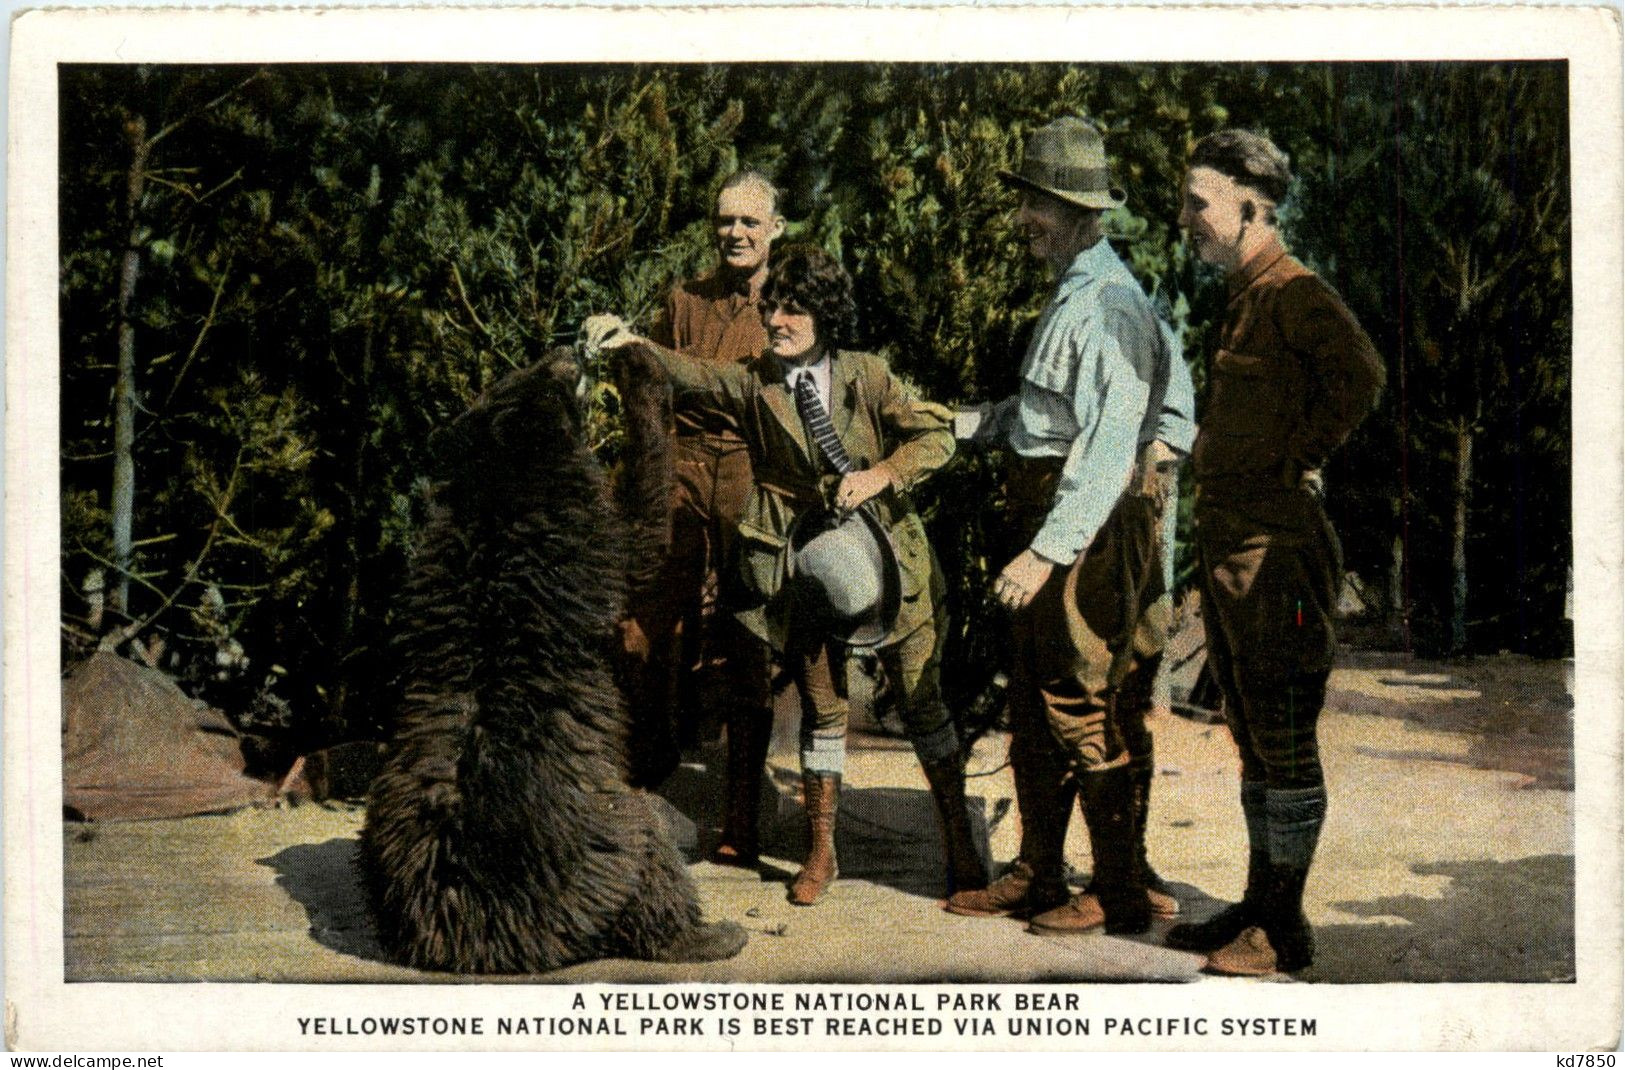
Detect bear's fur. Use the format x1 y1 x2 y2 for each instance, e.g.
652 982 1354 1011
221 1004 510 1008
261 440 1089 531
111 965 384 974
360 348 743 974
608 345 684 789
611 342 676 615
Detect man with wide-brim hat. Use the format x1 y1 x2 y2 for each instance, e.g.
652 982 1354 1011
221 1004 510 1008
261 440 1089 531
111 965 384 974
945 115 1196 937
996 114 1128 212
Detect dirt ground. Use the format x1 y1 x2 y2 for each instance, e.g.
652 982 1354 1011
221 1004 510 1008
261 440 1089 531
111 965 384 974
62 651 1576 985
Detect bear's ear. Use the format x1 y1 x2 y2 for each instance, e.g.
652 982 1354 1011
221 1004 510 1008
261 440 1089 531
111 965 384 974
428 417 476 482
541 346 584 395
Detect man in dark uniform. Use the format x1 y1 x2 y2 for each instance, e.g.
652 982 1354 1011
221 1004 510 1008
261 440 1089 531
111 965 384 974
1165 130 1385 974
620 172 781 863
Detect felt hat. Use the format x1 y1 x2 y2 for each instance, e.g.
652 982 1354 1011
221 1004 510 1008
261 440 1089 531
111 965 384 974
786 504 902 648
998 116 1126 211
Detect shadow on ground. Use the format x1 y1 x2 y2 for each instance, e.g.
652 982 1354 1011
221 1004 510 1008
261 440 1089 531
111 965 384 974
258 838 387 964
256 745 1573 983
255 752 994 973
650 747 995 900
1331 652 1573 789
1308 854 1575 983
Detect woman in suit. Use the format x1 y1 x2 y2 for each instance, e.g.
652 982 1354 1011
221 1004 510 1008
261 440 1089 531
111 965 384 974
592 245 985 906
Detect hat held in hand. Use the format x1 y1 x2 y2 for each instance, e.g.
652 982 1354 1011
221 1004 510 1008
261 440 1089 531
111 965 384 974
786 504 902 649
998 116 1126 211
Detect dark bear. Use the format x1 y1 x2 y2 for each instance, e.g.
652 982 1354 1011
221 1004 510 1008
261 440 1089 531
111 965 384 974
360 347 745 973
606 340 685 790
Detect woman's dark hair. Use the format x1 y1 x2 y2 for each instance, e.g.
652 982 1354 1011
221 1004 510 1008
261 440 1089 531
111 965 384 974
761 244 858 352
1189 129 1293 207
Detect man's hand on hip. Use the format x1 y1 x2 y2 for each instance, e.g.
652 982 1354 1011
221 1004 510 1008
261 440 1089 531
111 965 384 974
1133 440 1182 507
1281 458 1325 498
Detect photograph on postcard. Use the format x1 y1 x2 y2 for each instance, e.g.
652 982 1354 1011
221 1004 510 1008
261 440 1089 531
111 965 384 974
7 4 1622 1053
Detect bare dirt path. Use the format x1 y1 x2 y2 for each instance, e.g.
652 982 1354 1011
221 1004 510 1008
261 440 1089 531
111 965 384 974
63 653 1574 984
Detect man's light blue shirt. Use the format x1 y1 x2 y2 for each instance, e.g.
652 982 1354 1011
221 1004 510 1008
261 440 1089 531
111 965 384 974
986 238 1196 565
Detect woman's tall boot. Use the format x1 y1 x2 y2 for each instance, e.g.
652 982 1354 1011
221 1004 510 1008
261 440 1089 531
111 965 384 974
789 772 841 906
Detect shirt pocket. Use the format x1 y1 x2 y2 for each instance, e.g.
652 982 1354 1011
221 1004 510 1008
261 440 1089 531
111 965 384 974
736 520 788 607
1204 348 1297 439
890 514 932 602
735 487 800 606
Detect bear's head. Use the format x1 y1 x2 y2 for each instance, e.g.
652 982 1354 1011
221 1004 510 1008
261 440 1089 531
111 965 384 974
429 347 589 509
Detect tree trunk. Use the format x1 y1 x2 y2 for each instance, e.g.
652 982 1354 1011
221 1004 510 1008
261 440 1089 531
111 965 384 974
109 114 151 621
331 323 374 734
1449 421 1473 655
1387 533 1408 649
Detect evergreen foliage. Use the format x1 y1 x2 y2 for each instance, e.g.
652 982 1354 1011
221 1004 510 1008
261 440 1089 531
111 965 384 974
57 61 1573 753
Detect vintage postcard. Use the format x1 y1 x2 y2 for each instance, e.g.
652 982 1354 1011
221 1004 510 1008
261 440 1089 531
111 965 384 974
6 3 1622 1054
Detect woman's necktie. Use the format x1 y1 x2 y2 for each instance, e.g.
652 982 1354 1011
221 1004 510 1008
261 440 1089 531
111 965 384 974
793 371 853 475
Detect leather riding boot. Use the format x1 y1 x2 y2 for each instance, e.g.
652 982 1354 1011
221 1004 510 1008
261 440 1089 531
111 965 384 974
1076 765 1150 935
945 741 1073 918
943 858 1068 917
712 706 772 867
1166 848 1269 951
1206 864 1316 976
1260 863 1315 971
789 772 840 906
1215 777 1324 971
1129 750 1179 918
1009 724 1076 895
920 754 988 896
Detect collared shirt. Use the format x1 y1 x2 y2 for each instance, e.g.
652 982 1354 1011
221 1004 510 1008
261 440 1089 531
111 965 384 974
649 270 770 440
780 350 834 416
1193 233 1384 503
987 238 1196 565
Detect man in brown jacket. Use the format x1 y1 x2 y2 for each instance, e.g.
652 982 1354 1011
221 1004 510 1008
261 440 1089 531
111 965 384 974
620 172 781 863
1165 130 1385 975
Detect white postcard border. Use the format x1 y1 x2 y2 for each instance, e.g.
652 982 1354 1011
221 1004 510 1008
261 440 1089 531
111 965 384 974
6 4 1621 1052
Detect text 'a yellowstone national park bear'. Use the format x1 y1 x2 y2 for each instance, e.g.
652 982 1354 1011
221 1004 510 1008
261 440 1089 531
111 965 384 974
360 347 746 974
